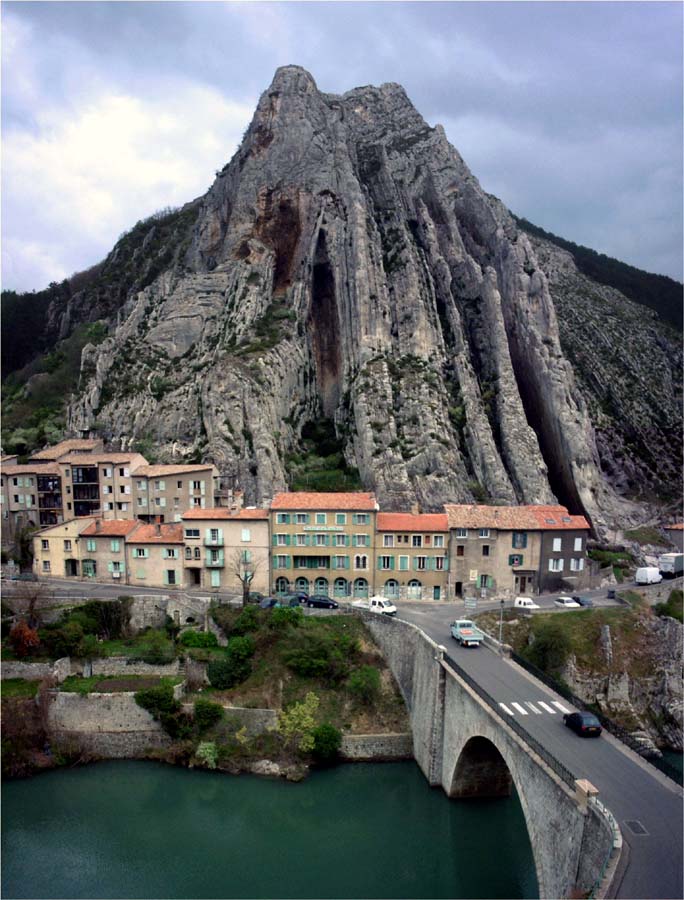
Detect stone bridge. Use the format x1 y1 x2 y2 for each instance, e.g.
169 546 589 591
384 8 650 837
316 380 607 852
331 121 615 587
360 613 620 900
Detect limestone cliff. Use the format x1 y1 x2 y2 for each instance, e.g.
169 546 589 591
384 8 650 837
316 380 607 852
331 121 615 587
54 66 679 530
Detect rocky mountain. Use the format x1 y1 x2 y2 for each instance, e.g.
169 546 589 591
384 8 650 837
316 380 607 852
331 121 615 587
11 66 681 530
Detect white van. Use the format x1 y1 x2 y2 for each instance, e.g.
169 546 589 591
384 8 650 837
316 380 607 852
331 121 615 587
635 567 662 585
514 596 539 610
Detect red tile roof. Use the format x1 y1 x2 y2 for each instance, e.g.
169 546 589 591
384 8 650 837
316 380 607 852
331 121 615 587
1 464 61 476
59 453 147 465
182 508 269 520
444 504 590 531
30 439 103 460
80 520 141 538
132 464 216 477
377 512 448 532
128 523 184 544
271 492 377 511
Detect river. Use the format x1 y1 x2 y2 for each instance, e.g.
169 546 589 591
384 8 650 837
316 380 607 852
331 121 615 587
2 760 538 899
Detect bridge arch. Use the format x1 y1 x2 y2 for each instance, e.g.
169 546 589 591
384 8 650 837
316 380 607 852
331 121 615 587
450 735 512 798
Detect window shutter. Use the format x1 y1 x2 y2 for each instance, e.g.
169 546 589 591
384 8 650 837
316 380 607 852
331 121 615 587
144 549 149 559
163 570 168 586
107 562 114 573
218 528 224 542
285 534 291 546
285 555 291 568
389 557 395 570
272 535 278 547
352 535 357 547
377 557 383 570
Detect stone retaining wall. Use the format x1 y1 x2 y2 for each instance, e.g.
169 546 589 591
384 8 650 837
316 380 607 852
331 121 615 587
340 733 413 760
2 656 71 682
85 657 183 678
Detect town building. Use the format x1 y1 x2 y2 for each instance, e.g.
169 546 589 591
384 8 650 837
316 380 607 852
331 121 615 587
29 438 104 462
32 517 98 578
131 464 219 522
269 492 378 599
663 523 684 551
444 504 590 599
375 512 449 600
126 523 185 589
181 508 270 593
77 520 142 581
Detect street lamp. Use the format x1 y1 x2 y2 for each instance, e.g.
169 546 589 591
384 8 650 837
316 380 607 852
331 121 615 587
498 598 505 647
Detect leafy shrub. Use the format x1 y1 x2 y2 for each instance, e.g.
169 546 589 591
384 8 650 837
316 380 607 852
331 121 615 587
281 630 358 683
194 698 224 733
75 634 103 659
227 635 255 661
655 589 683 623
8 621 40 658
347 666 381 705
277 692 320 752
135 683 192 738
231 606 260 635
39 621 84 658
138 630 175 664
207 656 251 690
164 614 181 641
269 607 303 629
178 630 218 648
196 741 218 769
522 620 571 677
311 723 342 761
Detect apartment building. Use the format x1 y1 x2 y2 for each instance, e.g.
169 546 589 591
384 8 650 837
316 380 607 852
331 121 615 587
181 508 270 593
32 517 98 578
126 523 185 589
77 520 142 580
375 513 449 600
132 464 219 522
270 492 378 598
444 504 590 599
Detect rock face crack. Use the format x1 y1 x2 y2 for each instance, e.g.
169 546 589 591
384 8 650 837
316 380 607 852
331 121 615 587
62 65 680 530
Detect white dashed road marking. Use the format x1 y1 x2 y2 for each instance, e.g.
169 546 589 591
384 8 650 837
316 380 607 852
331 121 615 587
511 702 529 715
537 701 557 714
499 703 514 716
552 701 571 714
525 702 542 714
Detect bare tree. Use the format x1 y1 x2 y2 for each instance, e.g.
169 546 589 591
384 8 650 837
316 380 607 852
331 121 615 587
5 581 53 629
230 549 264 607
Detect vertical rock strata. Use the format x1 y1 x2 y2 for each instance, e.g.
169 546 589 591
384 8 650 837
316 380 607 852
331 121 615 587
67 66 667 530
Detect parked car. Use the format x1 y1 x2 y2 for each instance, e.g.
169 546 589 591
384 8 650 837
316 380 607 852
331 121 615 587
10 572 38 582
259 597 279 609
247 592 264 605
514 596 539 610
554 596 580 609
635 567 662 585
563 711 602 737
306 595 339 610
572 595 593 608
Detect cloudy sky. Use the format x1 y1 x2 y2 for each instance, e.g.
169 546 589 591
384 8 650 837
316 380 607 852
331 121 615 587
2 1 682 292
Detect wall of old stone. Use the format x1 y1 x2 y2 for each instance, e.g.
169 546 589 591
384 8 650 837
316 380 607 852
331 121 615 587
340 733 413 760
2 661 54 680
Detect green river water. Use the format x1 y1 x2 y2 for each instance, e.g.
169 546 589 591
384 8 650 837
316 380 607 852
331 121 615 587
2 760 538 899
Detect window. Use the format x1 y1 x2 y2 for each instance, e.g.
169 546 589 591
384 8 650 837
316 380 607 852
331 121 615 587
276 513 290 524
412 535 422 548
111 561 122 574
512 531 528 549
355 534 369 547
137 480 147 490
315 534 327 547
315 513 327 525
241 528 251 542
137 498 147 507
86 540 96 552
435 557 445 570
111 540 120 553
353 513 369 525
192 481 201 491
509 554 523 567
333 556 348 569
574 537 583 552
119 468 125 477
167 570 176 586
335 514 347 525
42 539 49 550
293 513 308 524
276 534 288 546
210 528 220 543
295 534 307 547
416 556 427 570
276 555 288 569
399 555 409 571
552 537 562 552
433 535 444 548
482 545 490 557
164 548 179 559
177 481 182 489
478 574 493 589
379 555 393 570
354 555 368 570
118 502 129 511
103 468 112 478
185 547 192 559
134 548 148 558
424 535 431 546
334 534 347 547
456 545 465 557
64 540 72 552
174 498 179 508
185 528 199 539
456 528 468 538
548 558 564 572
194 547 201 559
383 535 394 548
103 486 112 495
42 560 51 573
570 558 584 572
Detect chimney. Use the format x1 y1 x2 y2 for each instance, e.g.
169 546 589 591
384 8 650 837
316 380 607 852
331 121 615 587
411 503 420 516
95 520 101 532
155 522 161 536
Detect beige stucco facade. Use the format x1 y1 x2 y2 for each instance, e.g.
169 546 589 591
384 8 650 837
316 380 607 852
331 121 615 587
375 513 449 600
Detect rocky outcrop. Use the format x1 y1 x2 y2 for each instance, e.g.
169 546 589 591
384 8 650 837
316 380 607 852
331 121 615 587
56 66 680 530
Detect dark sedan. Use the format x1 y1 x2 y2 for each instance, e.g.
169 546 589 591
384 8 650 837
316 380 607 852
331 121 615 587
572 595 594 608
563 711 602 737
306 595 339 610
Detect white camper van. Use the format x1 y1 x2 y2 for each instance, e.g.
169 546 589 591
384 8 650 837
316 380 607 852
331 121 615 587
635 567 662 585
513 597 539 610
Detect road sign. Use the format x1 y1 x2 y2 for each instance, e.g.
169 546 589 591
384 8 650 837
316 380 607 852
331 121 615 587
464 597 477 610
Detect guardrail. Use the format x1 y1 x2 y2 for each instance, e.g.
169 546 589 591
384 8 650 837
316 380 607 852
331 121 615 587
511 651 683 786
441 650 577 789
587 796 623 899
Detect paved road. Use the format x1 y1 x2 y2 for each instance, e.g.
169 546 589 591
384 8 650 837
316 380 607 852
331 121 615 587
396 601 683 900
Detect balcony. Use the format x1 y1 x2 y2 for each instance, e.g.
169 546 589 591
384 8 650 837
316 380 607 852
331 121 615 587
205 555 225 568
204 536 224 547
